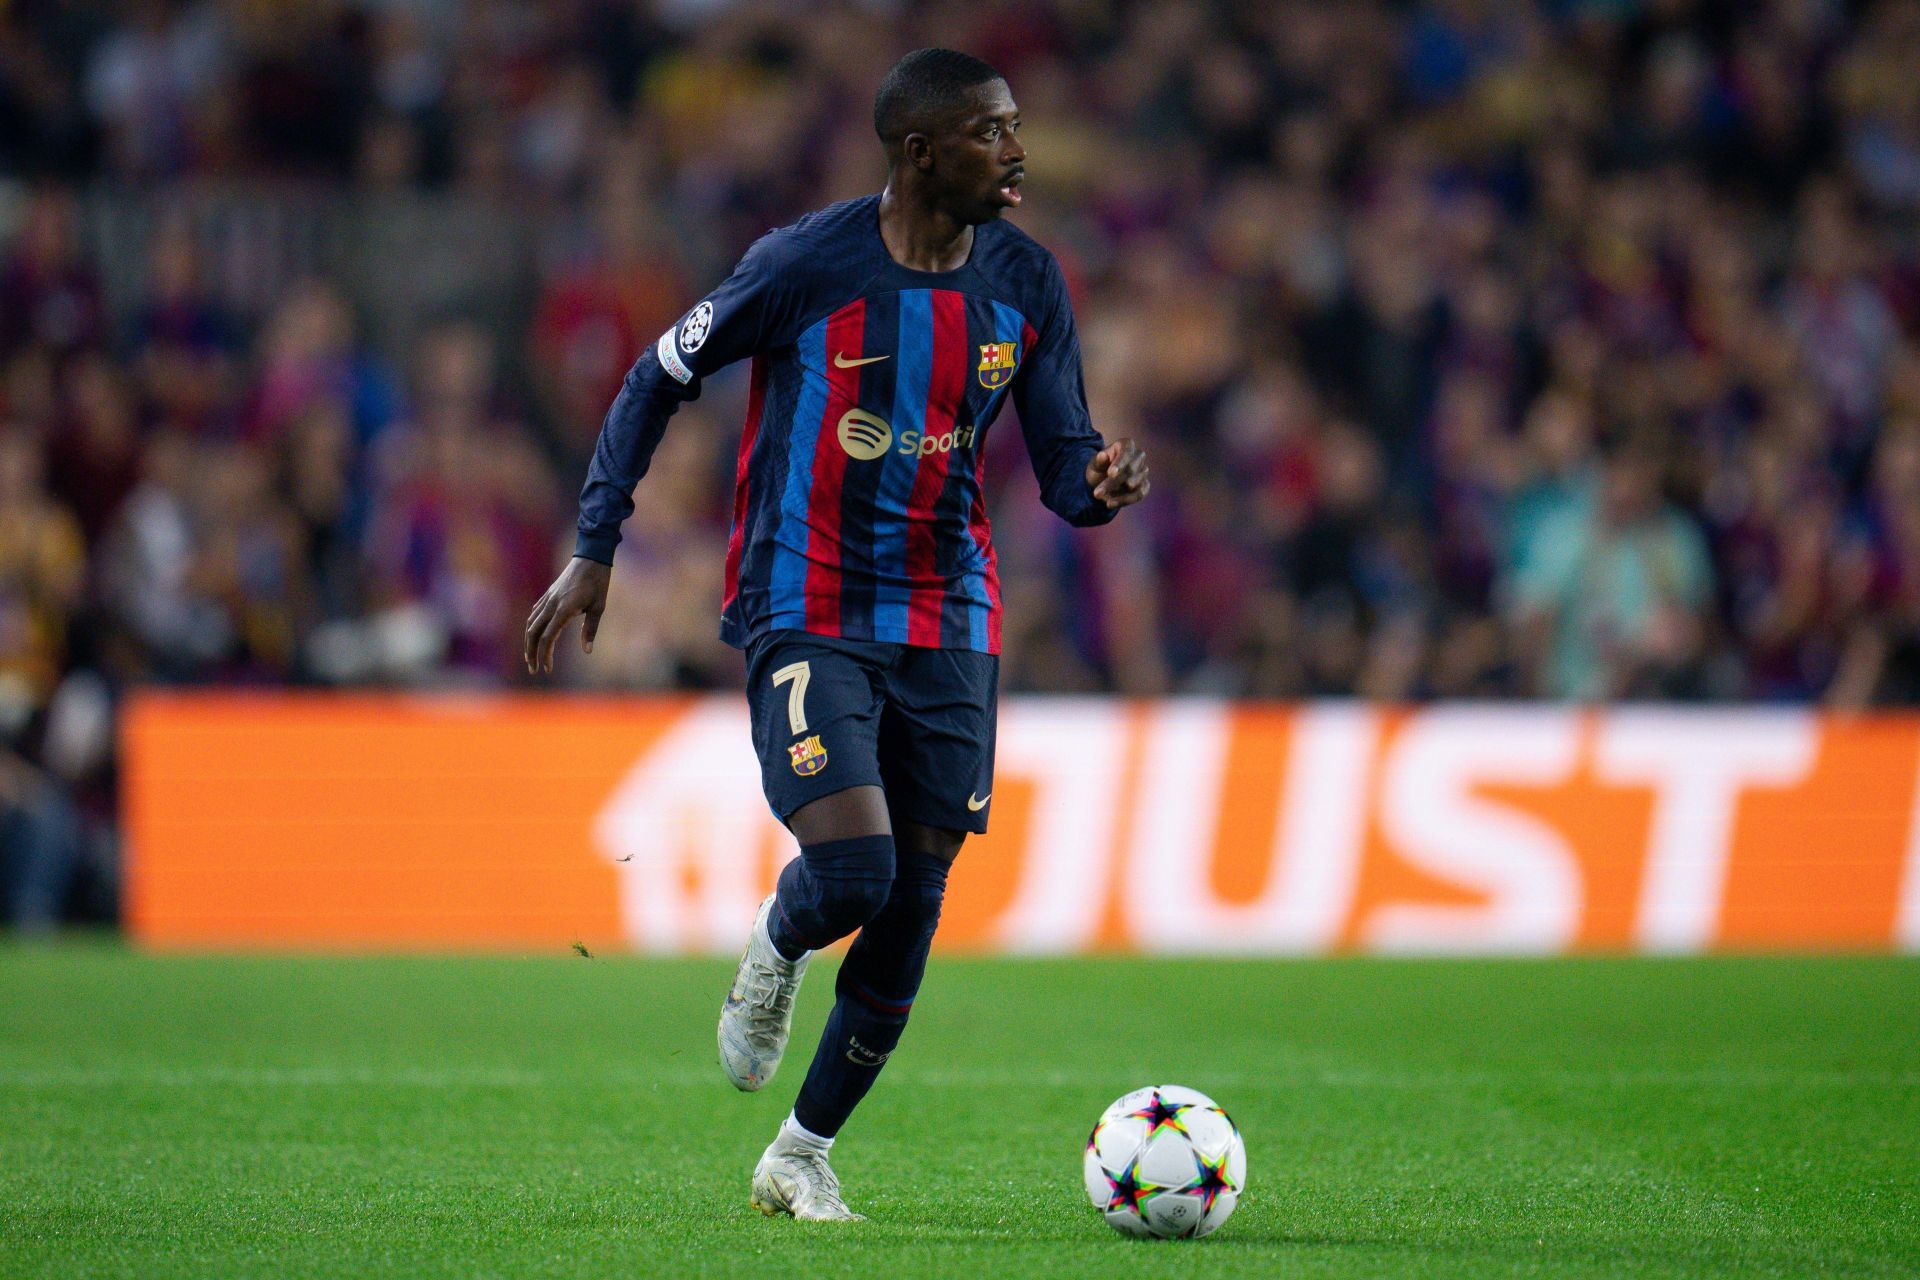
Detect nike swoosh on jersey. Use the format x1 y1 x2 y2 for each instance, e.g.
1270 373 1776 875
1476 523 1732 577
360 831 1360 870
833 351 890 368
967 792 991 811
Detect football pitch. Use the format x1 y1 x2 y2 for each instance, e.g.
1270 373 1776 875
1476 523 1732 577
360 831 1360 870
2 946 1915 1279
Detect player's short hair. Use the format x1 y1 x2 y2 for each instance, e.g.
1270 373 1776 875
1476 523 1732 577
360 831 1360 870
873 48 1005 146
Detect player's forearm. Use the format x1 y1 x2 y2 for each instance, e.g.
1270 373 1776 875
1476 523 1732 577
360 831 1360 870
574 351 689 563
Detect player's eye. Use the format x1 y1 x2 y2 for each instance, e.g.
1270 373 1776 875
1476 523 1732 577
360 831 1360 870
983 126 1000 140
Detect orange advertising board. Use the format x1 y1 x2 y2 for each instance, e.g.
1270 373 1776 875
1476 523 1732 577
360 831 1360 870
123 694 1920 953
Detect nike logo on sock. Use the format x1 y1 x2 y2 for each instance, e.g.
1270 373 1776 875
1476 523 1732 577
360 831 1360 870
967 793 990 811
833 351 889 368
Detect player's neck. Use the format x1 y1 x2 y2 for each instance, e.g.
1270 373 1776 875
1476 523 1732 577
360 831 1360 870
877 184 974 273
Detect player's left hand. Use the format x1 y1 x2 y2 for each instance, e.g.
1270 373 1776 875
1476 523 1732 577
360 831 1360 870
524 556 612 675
1087 438 1150 509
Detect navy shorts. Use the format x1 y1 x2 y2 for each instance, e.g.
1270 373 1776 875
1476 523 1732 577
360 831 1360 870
744 630 999 834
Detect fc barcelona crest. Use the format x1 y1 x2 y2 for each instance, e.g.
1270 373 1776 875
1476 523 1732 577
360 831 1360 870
977 341 1018 389
788 734 829 776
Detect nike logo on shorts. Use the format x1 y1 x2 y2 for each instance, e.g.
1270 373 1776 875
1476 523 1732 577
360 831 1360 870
833 351 889 368
967 792 990 812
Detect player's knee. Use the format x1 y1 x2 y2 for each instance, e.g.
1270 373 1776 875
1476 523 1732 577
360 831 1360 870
822 870 893 929
890 847 951 924
840 849 946 984
803 832 896 932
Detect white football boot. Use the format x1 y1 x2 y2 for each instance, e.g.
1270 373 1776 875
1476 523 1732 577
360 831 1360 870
750 1123 863 1221
717 894 808 1091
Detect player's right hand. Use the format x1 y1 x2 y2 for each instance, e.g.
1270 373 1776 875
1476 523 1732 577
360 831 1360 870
524 556 613 674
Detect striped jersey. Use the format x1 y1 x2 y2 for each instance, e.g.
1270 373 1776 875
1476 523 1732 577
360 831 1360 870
574 194 1114 655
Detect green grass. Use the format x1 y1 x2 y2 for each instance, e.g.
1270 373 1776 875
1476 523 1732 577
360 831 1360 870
1 946 1916 1278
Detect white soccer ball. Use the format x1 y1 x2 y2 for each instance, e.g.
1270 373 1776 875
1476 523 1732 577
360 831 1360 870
1083 1084 1246 1239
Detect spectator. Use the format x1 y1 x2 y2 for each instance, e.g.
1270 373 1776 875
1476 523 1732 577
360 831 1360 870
0 186 104 360
1508 441 1715 700
3 0 1920 926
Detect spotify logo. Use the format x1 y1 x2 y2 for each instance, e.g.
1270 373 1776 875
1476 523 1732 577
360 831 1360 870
836 408 894 460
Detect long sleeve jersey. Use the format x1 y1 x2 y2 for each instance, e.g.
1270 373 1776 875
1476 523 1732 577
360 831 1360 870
575 193 1115 655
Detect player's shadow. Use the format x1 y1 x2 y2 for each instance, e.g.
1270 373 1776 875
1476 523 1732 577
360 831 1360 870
1087 1222 1409 1250
1204 1228 1402 1249
904 1210 1401 1251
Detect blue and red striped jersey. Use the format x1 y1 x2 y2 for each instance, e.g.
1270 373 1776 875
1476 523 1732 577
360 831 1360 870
574 194 1114 655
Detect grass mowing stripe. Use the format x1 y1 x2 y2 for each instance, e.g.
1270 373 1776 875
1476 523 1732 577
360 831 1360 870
2 948 1916 1279
4 1066 1919 1088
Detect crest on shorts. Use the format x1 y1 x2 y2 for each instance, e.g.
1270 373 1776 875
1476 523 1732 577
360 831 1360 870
788 734 828 776
977 341 1018 389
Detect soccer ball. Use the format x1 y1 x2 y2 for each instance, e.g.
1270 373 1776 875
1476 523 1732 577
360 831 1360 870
1083 1084 1245 1239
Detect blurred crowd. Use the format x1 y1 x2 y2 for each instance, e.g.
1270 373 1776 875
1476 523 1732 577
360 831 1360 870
7 0 1920 923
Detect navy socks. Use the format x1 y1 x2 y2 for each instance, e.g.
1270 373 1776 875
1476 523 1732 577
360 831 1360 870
792 848 950 1138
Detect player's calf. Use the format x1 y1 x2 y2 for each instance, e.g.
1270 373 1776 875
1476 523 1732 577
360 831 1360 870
789 847 948 1137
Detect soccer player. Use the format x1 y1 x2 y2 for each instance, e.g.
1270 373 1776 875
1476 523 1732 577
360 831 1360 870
523 48 1149 1220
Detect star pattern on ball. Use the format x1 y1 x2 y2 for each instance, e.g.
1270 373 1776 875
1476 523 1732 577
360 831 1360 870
1101 1152 1166 1216
1126 1090 1197 1139
1086 1118 1105 1154
1189 1146 1237 1215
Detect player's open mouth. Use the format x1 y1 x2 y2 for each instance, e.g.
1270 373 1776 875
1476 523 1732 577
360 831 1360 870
997 172 1024 206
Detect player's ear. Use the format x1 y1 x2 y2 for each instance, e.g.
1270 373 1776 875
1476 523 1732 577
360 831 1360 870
903 131 934 172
